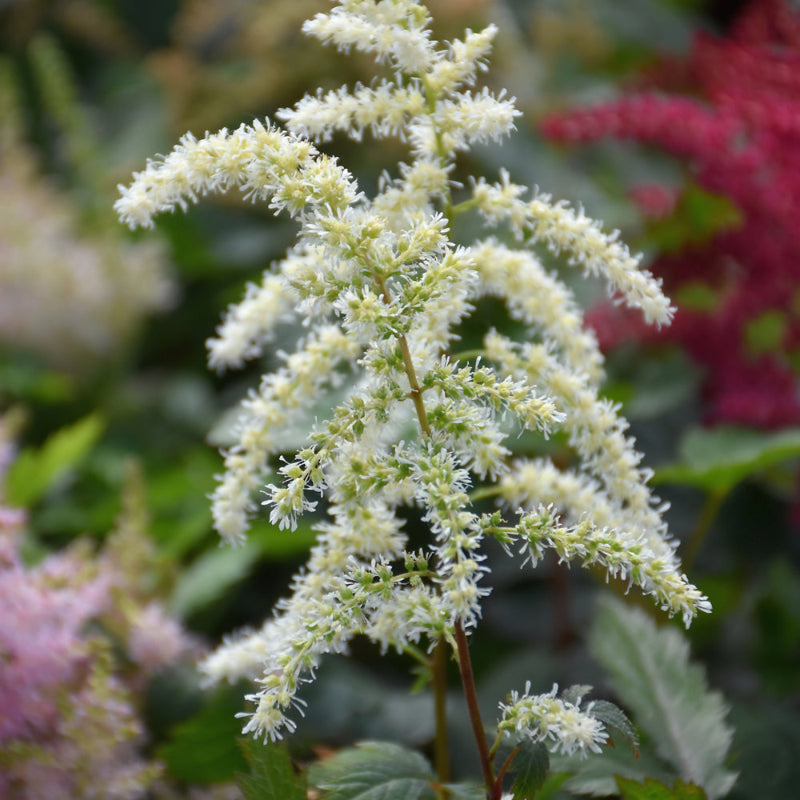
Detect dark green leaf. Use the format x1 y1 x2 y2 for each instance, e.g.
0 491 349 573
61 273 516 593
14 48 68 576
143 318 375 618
237 739 306 800
308 741 436 800
510 741 550 799
616 776 707 800
159 684 248 784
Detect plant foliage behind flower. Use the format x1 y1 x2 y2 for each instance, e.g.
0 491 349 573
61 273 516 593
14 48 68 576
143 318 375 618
116 0 710 788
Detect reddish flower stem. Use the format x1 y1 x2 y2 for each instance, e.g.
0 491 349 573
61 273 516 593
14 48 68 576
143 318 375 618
453 621 496 795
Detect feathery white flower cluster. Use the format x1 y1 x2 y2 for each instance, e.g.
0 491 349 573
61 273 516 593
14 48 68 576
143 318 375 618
117 0 708 751
498 683 608 758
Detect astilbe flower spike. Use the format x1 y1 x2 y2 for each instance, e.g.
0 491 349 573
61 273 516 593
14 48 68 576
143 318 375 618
541 0 800 428
117 0 709 757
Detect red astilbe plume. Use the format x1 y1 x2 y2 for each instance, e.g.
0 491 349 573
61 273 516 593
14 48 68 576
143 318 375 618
541 0 800 428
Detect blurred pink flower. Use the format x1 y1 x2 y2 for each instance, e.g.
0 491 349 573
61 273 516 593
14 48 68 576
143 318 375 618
541 0 800 427
127 602 201 674
0 533 110 745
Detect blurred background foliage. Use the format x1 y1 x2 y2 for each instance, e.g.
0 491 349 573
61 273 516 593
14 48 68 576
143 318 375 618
0 0 797 798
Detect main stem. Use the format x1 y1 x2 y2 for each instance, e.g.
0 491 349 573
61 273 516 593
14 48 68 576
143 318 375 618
432 638 451 790
383 271 447 789
375 95 483 786
454 621 495 794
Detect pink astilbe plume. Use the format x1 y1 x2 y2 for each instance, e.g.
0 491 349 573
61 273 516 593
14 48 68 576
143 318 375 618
0 422 207 798
0 526 163 799
541 0 800 428
0 534 110 745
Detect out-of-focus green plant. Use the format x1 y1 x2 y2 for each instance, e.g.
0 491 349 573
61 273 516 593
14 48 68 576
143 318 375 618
148 0 494 135
0 39 173 370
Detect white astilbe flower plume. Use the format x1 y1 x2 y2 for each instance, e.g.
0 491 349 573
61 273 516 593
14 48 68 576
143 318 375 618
499 683 608 758
116 0 709 750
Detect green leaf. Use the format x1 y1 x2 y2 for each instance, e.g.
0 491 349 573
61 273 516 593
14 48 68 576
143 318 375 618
590 598 736 799
0 358 74 403
509 741 550 799
673 283 719 313
589 700 639 753
553 740 671 797
308 741 436 800
237 739 306 800
745 310 787 356
535 772 571 798
653 426 800 493
6 413 104 506
616 776 708 800
159 683 249 784
440 783 485 800
169 540 261 618
644 182 741 254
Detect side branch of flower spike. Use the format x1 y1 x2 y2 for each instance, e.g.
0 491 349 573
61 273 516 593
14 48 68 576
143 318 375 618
509 505 711 626
471 172 674 325
115 120 359 231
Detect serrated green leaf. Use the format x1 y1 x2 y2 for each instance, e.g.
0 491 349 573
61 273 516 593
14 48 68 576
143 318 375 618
169 541 261 618
616 776 708 800
309 741 436 800
653 426 800 493
510 741 550 799
159 683 248 784
6 413 104 506
590 598 736 799
237 739 306 800
590 700 639 753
